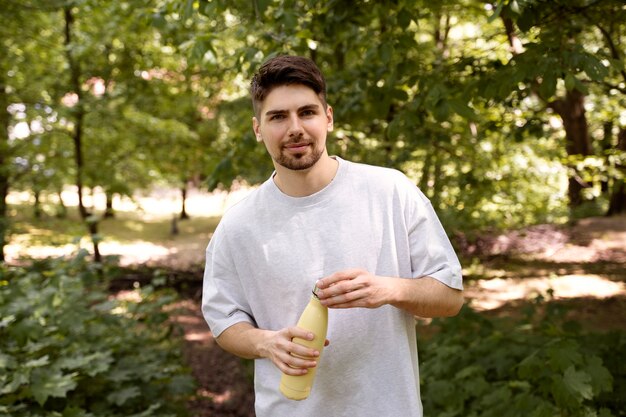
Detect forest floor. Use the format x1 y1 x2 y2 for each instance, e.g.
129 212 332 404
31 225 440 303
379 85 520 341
6 196 626 417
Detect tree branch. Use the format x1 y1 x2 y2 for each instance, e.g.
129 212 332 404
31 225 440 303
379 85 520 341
594 23 626 86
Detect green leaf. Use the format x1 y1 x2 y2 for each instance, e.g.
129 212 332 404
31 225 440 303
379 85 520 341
449 99 476 120
30 368 77 406
488 0 505 23
127 404 163 417
563 366 593 399
564 73 576 91
479 385 512 409
255 0 272 15
387 118 403 141
509 0 520 14
455 364 484 379
547 339 582 371
0 352 16 369
107 386 141 406
518 352 542 379
25 355 50 368
598 408 615 417
62 407 94 417
551 365 593 408
517 7 536 32
168 374 196 395
584 356 613 394
397 9 412 28
0 370 29 395
56 351 113 376
181 0 194 20
581 55 609 81
0 314 16 328
538 71 557 99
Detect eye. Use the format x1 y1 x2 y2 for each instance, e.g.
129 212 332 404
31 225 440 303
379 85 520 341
300 109 316 117
269 114 285 121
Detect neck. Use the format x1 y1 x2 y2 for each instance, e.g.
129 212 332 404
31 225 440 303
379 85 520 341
273 153 338 197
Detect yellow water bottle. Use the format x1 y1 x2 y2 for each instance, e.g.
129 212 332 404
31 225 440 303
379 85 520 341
279 286 328 400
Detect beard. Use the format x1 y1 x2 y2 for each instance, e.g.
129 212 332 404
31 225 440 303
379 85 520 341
273 140 324 171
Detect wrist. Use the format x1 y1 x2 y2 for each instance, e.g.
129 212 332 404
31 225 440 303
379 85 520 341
252 328 273 359
388 278 413 309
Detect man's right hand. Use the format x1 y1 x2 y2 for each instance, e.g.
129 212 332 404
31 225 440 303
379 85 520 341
215 322 329 375
258 327 321 375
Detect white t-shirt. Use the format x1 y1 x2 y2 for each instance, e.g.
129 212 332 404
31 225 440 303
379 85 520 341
202 157 463 417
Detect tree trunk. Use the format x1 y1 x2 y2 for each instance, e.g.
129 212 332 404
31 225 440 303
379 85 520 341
34 190 42 218
56 189 67 218
0 79 10 262
87 218 102 263
104 191 115 218
418 149 432 192
607 127 626 216
0 179 7 263
180 182 189 220
431 150 443 210
64 6 88 220
549 89 593 208
64 6 101 262
601 121 613 194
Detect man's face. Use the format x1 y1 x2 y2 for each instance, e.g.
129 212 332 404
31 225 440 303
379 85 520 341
253 84 333 171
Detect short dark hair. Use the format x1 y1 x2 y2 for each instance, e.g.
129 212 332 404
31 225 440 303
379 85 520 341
250 55 327 117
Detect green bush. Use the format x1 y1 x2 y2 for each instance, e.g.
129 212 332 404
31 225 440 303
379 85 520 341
420 301 623 417
0 253 195 417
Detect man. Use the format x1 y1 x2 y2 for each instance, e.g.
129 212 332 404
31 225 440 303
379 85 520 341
202 54 463 417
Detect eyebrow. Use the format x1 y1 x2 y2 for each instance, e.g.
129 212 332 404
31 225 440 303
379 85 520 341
264 104 320 118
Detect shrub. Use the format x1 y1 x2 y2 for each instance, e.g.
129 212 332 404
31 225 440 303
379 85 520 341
0 253 195 417
420 301 621 417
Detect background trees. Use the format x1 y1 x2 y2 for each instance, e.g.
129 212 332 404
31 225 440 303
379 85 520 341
2 0 625 261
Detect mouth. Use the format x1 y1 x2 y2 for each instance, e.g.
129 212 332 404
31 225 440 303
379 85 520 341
283 141 311 153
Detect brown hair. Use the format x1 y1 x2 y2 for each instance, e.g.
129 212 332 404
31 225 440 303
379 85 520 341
250 55 327 117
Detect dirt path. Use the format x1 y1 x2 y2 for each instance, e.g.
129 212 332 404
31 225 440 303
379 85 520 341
171 299 255 417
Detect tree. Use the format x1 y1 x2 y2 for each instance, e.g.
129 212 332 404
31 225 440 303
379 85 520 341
490 0 626 213
0 2 67 261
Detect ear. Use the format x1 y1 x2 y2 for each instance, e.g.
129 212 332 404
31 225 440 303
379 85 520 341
252 116 263 142
326 105 334 132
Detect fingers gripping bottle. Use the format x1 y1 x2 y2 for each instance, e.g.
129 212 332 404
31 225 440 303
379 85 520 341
279 286 328 400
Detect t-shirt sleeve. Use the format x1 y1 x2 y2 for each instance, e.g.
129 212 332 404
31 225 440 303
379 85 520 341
202 222 256 338
403 178 463 290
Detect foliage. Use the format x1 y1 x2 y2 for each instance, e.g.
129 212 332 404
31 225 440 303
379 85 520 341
420 300 623 416
3 0 626 262
0 253 195 417
187 0 626 229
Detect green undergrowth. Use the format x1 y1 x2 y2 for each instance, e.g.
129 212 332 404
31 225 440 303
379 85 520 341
420 301 625 417
0 253 195 417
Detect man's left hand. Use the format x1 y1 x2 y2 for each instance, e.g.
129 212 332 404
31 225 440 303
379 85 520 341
315 268 396 309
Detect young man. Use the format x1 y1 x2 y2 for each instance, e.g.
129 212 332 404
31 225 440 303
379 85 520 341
202 55 463 417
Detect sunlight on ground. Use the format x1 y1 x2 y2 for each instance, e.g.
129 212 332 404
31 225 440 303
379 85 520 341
466 274 626 310
5 240 174 266
196 388 232 404
5 186 255 265
7 185 255 219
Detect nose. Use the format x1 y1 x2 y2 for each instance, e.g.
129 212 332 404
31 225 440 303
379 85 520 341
287 114 303 137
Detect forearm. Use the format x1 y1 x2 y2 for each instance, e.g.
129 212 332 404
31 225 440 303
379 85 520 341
391 276 464 318
316 269 464 317
215 322 270 360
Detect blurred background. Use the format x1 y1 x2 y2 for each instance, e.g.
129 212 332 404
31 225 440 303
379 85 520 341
1 1 625 416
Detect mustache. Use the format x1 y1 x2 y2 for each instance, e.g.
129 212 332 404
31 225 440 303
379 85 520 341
282 138 312 147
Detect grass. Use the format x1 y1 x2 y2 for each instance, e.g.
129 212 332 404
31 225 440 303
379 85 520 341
6 202 221 260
